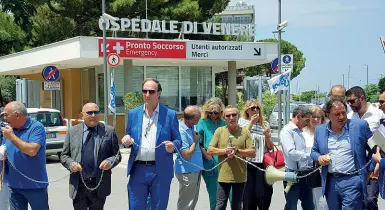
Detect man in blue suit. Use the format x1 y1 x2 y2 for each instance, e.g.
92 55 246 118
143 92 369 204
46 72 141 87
121 78 182 210
311 96 372 210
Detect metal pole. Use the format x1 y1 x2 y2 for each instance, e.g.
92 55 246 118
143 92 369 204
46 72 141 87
102 0 108 125
347 65 350 89
146 0 148 39
342 74 345 87
366 65 369 86
277 0 282 134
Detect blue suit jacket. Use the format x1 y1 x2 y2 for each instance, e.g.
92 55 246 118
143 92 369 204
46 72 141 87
378 119 385 198
310 119 372 197
125 104 182 180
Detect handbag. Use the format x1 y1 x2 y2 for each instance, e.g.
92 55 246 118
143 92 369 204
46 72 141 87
263 145 285 169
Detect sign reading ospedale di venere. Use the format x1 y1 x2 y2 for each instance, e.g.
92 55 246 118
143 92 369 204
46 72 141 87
99 18 256 37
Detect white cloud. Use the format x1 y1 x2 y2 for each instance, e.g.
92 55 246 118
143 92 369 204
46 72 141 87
230 0 378 27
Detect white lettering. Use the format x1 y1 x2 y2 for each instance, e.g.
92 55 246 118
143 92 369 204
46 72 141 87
131 19 140 32
121 18 130 31
170 21 178 33
221 23 231 35
152 42 184 50
202 22 212 34
141 19 151 32
161 20 169 33
249 25 256 37
193 22 198 34
126 41 151 49
110 19 120 31
231 24 240 35
183 21 193 34
212 23 221 35
239 24 248 36
152 20 161 33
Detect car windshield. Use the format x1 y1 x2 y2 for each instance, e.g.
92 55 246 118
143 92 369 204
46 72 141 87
29 112 63 127
273 104 298 112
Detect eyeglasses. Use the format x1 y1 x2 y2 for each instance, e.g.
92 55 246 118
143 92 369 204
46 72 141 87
379 100 385 105
347 98 358 104
142 89 157 95
250 106 260 111
225 113 238 118
208 111 219 115
86 111 100 116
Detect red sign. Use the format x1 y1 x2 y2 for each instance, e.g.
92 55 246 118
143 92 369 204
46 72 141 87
98 39 186 59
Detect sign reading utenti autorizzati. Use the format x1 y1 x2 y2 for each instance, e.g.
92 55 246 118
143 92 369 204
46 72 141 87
99 18 256 37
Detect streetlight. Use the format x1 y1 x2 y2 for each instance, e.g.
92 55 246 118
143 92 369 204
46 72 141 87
363 65 369 87
277 0 289 133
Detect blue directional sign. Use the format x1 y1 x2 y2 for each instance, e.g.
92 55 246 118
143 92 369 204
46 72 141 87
42 66 60 82
283 55 292 64
271 58 279 74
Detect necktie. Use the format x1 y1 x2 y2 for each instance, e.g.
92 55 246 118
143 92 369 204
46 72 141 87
82 127 95 177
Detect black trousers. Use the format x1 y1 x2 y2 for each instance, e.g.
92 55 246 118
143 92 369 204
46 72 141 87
364 179 379 210
243 163 273 210
216 182 245 210
73 178 106 210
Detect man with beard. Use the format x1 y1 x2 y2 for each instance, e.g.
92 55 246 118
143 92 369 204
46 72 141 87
345 86 385 210
311 96 372 210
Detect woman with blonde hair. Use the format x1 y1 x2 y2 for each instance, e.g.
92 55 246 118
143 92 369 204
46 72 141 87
238 99 274 210
197 97 227 210
298 105 328 210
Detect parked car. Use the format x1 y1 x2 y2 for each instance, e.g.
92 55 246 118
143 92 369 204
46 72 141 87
268 103 316 129
27 108 68 157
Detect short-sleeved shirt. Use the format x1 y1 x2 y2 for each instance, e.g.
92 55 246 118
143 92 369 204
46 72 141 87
4 117 48 189
175 122 203 173
210 126 254 183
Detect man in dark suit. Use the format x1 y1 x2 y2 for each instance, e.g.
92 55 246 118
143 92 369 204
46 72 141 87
311 96 372 210
61 103 121 210
121 78 182 210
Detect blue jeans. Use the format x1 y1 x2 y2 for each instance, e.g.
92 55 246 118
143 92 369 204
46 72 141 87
9 187 49 210
325 174 363 210
283 179 314 210
364 179 379 210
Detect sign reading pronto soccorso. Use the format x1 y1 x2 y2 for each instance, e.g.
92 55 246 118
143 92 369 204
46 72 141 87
99 18 256 37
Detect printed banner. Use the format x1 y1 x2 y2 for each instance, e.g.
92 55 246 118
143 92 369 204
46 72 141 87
267 70 291 94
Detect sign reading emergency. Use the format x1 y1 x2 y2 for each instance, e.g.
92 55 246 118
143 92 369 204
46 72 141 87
98 39 186 58
186 41 265 60
99 18 256 37
43 81 60 91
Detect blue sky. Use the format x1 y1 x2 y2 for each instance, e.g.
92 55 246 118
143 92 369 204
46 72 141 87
230 0 385 93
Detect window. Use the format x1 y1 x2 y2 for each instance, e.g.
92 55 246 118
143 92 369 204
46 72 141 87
146 66 179 111
29 112 63 127
181 67 212 110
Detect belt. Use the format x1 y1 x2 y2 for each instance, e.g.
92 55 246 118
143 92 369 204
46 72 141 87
328 171 359 177
135 160 156 166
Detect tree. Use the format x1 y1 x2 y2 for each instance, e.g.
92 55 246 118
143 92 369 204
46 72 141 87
364 84 379 103
262 91 277 119
0 11 26 56
378 77 385 91
30 5 75 46
292 90 326 103
241 39 306 79
123 92 143 111
0 76 18 102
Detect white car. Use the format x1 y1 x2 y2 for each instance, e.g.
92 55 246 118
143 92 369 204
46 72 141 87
268 103 316 129
27 108 68 157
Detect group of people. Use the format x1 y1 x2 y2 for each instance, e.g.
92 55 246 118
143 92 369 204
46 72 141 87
0 78 384 210
282 85 385 210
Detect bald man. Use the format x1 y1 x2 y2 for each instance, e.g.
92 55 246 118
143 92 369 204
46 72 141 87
175 106 203 210
1 101 49 210
61 103 121 210
322 85 352 113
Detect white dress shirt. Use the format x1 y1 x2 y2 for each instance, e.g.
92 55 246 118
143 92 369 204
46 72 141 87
135 104 160 161
347 103 385 132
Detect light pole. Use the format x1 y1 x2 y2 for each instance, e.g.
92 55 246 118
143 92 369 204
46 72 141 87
347 65 350 89
342 74 345 87
102 0 108 125
363 65 369 87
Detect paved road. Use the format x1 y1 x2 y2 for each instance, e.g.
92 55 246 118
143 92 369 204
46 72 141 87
40 151 385 210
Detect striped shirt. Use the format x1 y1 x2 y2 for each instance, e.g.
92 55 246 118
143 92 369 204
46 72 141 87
238 117 268 163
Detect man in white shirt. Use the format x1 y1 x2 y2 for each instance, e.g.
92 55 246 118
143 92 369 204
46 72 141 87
346 86 385 210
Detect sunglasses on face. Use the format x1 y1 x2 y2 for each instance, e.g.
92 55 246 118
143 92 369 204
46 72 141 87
379 100 385 105
86 111 100 116
208 111 219 115
142 89 157 95
250 106 260 111
225 113 238 118
347 98 358 105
